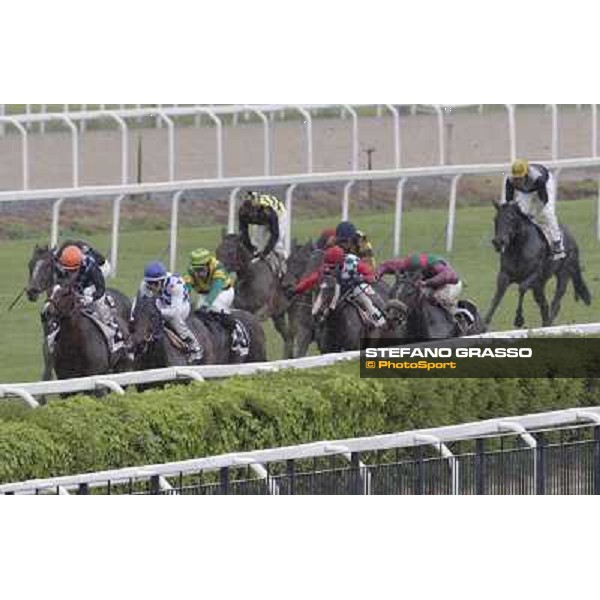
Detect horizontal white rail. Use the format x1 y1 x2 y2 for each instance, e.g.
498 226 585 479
2 404 599 495
2 157 600 204
1 104 596 194
2 157 600 268
1 322 599 407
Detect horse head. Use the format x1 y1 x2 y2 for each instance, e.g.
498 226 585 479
46 281 80 323
389 270 423 307
216 234 253 274
281 241 318 291
492 201 525 254
129 294 164 356
27 244 56 301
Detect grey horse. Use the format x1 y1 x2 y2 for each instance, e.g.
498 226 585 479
486 202 591 328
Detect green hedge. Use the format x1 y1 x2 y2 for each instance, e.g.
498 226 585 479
0 363 598 483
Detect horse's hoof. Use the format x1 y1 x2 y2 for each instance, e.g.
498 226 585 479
514 316 525 328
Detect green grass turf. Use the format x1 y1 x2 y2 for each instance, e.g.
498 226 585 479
1 198 599 383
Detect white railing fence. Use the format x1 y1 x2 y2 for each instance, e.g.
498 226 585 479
0 104 597 193
1 322 599 409
1 403 599 494
1 157 600 277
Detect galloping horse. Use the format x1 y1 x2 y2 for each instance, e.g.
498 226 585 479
194 309 267 364
216 233 289 349
45 284 132 379
312 271 398 353
130 295 216 370
26 243 132 380
281 241 322 358
486 202 591 328
388 270 484 341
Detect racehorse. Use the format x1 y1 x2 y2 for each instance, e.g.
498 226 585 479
281 241 322 358
130 294 216 370
26 243 132 380
387 270 484 341
45 284 132 380
216 233 289 350
486 202 591 328
312 271 397 352
193 309 267 364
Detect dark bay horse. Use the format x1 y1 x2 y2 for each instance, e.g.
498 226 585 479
486 202 591 328
312 272 398 352
216 233 289 350
26 244 132 380
45 285 132 379
281 241 322 358
194 309 267 363
388 271 484 341
130 295 216 370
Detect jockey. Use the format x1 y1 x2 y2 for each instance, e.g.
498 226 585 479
57 245 116 327
139 261 203 364
184 249 249 357
504 159 566 260
57 240 112 278
335 221 376 268
238 191 289 277
184 248 235 312
377 252 466 319
293 246 386 328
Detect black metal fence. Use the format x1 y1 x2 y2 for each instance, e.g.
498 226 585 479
12 425 600 496
145 425 600 496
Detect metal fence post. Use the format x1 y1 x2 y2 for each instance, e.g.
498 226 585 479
110 194 125 278
51 198 65 247
342 105 359 171
228 187 240 234
350 452 362 495
285 184 297 255
286 459 295 496
414 445 424 495
505 104 517 162
342 180 355 222
170 190 184 272
150 475 161 495
536 432 545 495
475 438 486 495
393 178 407 256
446 174 462 253
220 467 229 495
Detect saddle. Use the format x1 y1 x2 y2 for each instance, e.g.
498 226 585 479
195 310 251 357
81 309 126 356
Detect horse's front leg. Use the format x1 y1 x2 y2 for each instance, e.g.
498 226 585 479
272 312 289 356
548 270 569 326
515 272 543 328
485 272 510 326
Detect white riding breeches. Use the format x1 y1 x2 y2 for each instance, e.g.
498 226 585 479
249 211 289 261
162 302 195 341
196 287 235 313
508 174 562 246
430 281 463 311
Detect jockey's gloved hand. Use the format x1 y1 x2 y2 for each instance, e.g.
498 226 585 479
285 287 296 300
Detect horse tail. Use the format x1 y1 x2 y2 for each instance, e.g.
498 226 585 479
570 262 592 305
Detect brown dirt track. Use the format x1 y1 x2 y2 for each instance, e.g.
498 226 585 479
0 105 598 237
